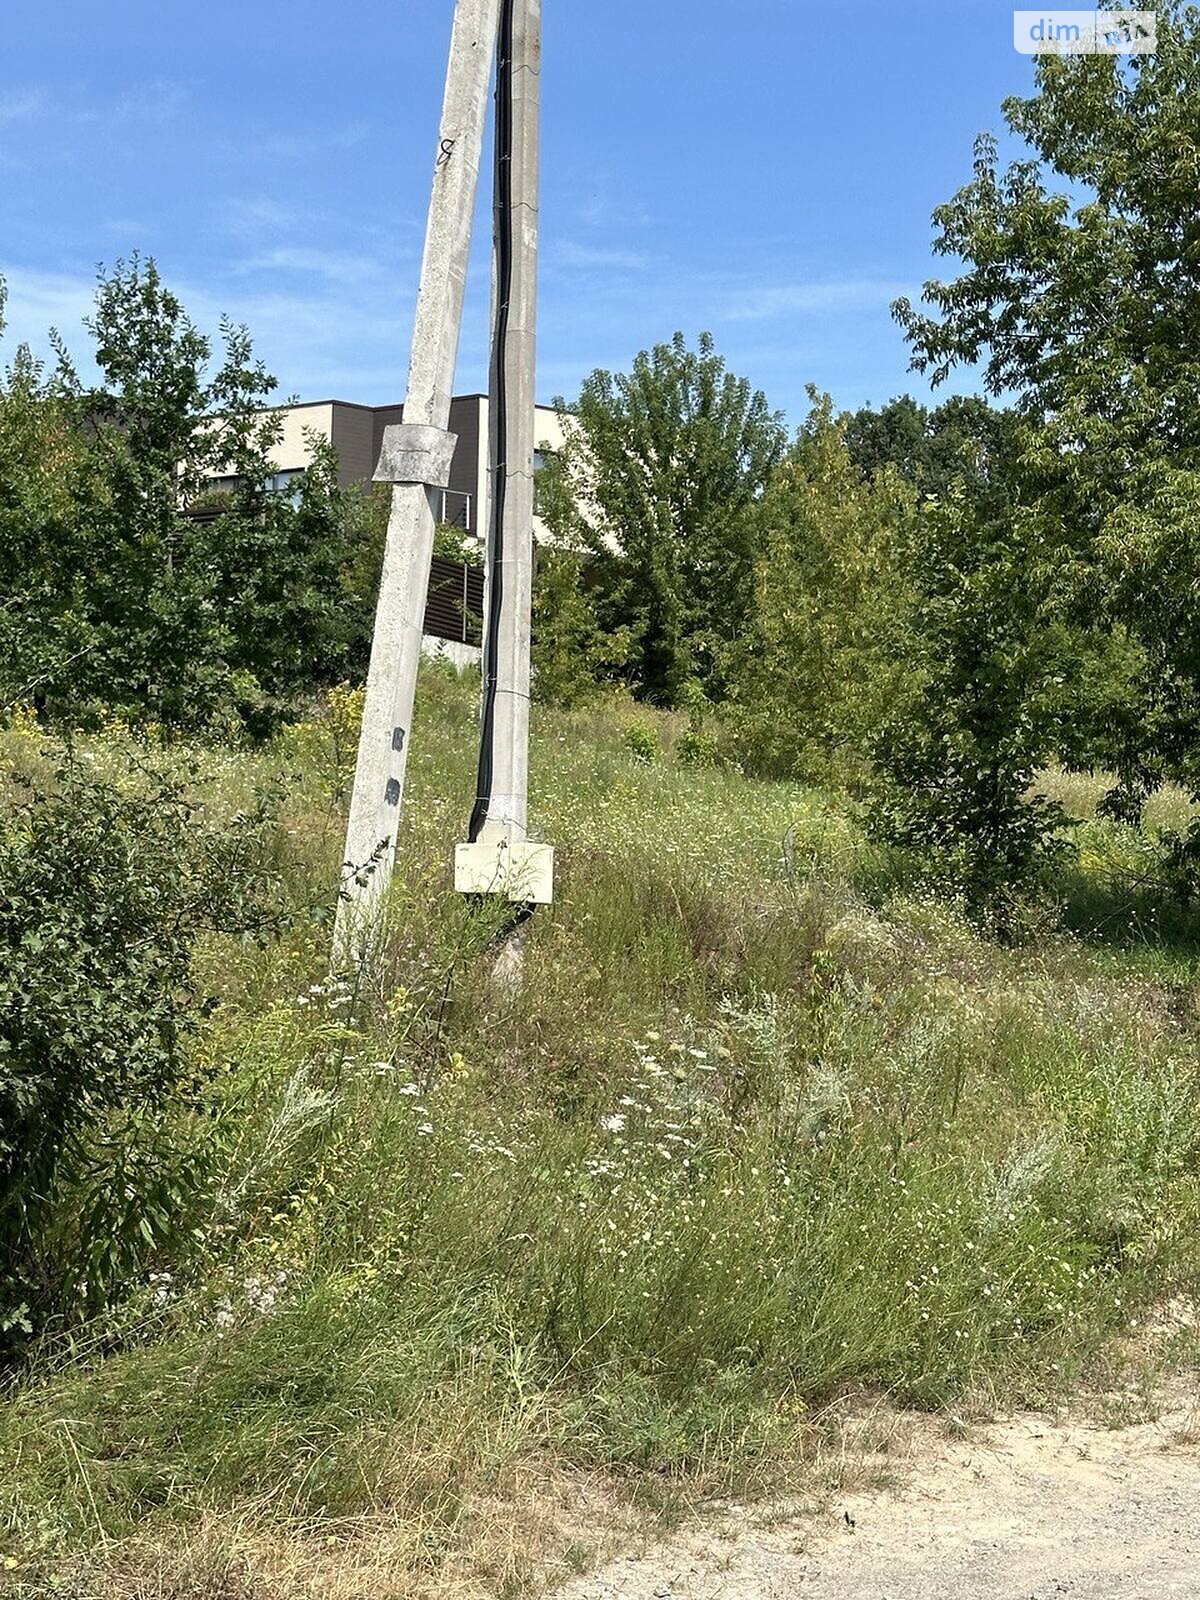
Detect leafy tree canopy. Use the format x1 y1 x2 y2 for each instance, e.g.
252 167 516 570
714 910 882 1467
540 331 787 705
0 258 375 734
873 2 1200 904
725 393 916 787
844 393 1020 514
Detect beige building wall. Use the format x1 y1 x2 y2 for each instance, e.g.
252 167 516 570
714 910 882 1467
534 403 573 544
461 399 572 546
266 401 335 471
534 403 569 455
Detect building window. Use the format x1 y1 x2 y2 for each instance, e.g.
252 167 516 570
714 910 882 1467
201 468 304 500
266 469 304 501
203 474 242 497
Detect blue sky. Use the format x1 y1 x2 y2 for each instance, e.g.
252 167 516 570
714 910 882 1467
1 1 1042 426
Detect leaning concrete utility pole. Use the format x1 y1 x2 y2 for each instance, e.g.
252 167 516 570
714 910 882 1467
334 0 502 963
454 0 554 907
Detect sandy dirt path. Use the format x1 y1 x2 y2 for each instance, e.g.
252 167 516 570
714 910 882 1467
554 1400 1200 1599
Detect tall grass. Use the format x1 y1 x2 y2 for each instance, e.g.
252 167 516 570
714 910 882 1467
2 666 1200 1595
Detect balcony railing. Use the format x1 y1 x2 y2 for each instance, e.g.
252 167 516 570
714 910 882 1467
437 488 472 531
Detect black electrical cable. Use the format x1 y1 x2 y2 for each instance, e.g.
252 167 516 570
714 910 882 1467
468 0 516 845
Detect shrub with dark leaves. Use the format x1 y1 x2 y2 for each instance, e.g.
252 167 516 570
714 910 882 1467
0 754 281 1351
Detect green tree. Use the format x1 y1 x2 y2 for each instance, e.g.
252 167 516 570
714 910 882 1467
0 258 368 734
844 393 1019 512
867 491 1090 909
530 546 629 708
0 339 110 717
540 332 786 705
725 394 916 786
877 2 1200 899
842 395 929 488
195 438 377 734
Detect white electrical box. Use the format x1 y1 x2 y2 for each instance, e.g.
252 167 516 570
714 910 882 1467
454 840 555 905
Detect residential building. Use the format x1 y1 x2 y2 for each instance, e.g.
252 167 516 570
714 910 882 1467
232 392 569 545
205 393 569 665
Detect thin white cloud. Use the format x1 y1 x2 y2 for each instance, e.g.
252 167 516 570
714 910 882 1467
110 81 187 125
0 83 187 132
555 241 654 272
101 216 152 241
230 246 396 285
0 262 419 400
0 90 48 126
0 266 96 348
248 122 371 161
724 278 911 322
224 198 311 238
574 189 652 232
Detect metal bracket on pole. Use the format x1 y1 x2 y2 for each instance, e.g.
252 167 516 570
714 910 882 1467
373 424 458 488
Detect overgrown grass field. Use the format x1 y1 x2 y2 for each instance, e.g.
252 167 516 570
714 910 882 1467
3 666 1200 1597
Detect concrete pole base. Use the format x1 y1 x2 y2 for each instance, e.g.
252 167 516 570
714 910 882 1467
490 922 528 992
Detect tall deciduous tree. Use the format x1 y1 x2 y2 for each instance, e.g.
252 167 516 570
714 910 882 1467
540 332 786 705
844 393 1019 514
0 259 370 733
876 2 1200 900
725 394 916 787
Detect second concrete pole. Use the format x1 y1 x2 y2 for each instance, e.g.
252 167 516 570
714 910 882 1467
474 0 539 851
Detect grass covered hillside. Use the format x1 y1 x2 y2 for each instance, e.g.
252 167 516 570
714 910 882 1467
3 665 1200 1598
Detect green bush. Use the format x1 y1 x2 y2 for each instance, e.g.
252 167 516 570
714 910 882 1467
675 726 722 768
531 546 628 708
675 681 725 769
0 753 282 1350
432 519 484 567
622 722 660 762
